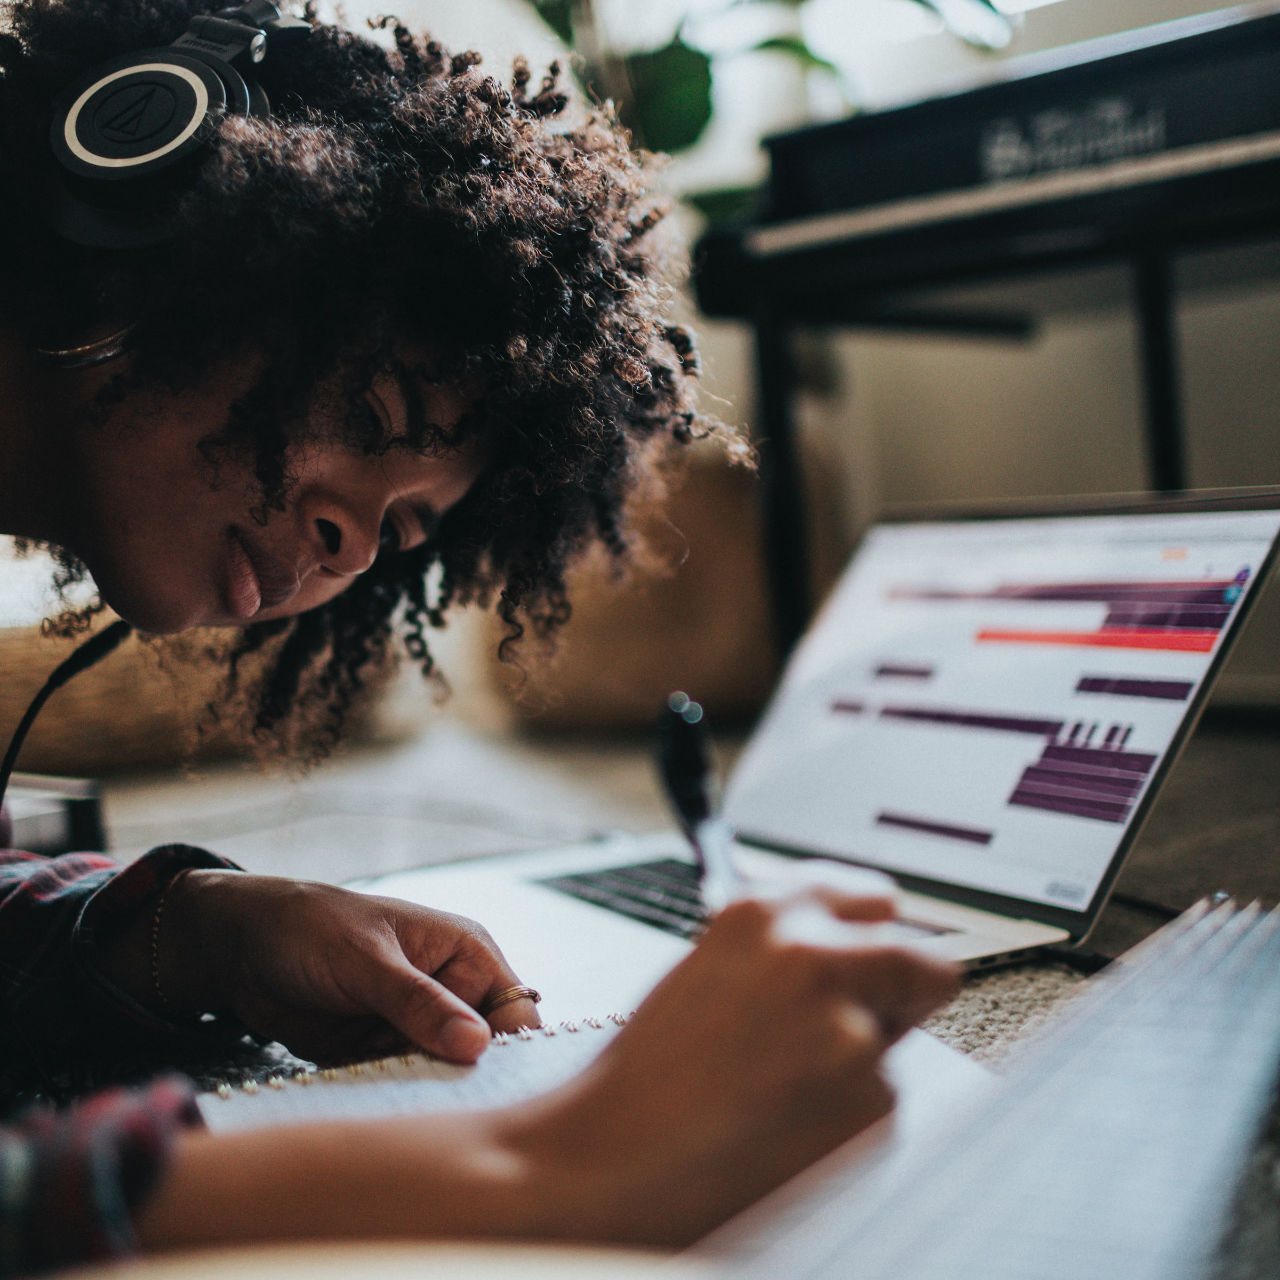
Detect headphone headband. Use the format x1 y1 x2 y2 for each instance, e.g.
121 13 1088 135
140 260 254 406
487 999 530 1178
48 3 309 247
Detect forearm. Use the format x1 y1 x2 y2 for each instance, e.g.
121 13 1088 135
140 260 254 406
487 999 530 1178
132 893 958 1256
132 1062 887 1256
135 1107 591 1253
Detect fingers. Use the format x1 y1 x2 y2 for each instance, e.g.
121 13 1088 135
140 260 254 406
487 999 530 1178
388 905 543 1036
829 945 960 1044
364 958 492 1064
710 893 960 1050
812 885 897 923
480 988 544 1036
769 861 899 923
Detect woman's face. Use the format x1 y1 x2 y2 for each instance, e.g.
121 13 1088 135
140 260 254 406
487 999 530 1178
61 360 485 635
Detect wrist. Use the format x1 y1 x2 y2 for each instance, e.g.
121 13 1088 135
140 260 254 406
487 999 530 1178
151 867 242 1015
488 1077 679 1247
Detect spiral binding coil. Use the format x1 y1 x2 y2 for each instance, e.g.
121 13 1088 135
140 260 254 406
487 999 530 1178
211 1012 634 1099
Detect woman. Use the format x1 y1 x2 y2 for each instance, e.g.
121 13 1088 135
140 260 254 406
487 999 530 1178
0 2 958 1273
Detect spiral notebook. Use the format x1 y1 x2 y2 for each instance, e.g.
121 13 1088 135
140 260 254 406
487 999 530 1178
196 1014 632 1133
196 1017 989 1142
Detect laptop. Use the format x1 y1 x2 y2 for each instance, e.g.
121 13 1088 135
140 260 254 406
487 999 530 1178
351 490 1280 1020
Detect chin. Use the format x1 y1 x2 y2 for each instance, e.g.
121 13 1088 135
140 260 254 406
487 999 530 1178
91 570 209 636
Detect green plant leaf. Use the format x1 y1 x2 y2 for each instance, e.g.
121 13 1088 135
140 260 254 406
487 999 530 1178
527 0 575 46
620 39 714 154
682 184 763 226
749 34 842 79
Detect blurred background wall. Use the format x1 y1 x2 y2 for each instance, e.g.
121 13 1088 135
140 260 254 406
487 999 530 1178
335 0 1280 723
420 0 1277 721
7 0 1274 775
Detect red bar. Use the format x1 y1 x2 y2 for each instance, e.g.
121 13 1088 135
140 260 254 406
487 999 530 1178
976 627 1218 653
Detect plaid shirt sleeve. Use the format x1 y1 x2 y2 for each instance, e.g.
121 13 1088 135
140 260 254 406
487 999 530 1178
0 832 248 1275
0 842 245 1080
1 1077 202 1276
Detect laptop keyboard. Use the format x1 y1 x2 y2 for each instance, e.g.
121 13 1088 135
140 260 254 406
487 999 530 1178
536 857 951 943
537 858 708 940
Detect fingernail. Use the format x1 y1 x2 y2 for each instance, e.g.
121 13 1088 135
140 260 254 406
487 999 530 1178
440 1013 487 1061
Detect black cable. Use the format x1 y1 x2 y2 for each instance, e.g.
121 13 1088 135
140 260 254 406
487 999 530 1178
0 619 133 811
1040 944 1113 975
1110 891 1181 921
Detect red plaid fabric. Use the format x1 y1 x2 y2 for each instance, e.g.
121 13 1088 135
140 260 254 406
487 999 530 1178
1 842 242 1274
2 1077 200 1275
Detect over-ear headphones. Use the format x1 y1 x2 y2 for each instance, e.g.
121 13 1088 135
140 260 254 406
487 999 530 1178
48 2 309 248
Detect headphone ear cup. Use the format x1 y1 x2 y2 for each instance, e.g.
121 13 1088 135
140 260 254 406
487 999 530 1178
48 48 262 247
50 50 233 184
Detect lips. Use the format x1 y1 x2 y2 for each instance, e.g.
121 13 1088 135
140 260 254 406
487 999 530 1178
227 528 301 620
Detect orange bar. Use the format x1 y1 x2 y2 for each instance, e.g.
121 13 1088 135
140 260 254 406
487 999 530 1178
976 628 1217 653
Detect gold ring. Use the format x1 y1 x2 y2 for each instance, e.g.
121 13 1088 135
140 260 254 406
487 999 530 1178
481 985 542 1015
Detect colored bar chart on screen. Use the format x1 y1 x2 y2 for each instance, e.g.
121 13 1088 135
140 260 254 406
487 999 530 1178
876 706 1064 737
720 509 1280 911
891 572 1249 654
1008 742 1157 824
1076 676 1194 701
975 627 1218 652
831 697 1154 825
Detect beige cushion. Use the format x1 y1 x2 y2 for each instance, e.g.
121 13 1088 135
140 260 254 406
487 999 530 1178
488 455 780 732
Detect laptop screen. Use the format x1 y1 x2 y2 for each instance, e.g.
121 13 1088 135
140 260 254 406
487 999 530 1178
723 500 1280 924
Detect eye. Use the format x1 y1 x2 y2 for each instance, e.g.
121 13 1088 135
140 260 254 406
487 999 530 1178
359 397 388 434
378 516 403 554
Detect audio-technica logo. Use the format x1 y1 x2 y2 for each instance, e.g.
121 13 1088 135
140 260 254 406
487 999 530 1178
981 98 1167 183
91 80 181 148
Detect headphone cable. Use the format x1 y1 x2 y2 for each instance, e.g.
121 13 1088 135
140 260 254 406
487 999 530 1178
0 619 133 814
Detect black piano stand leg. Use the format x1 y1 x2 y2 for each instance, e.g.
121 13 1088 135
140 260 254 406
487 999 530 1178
1134 252 1188 493
753 311 812 660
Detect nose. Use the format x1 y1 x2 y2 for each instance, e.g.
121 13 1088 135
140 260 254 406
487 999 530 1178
309 505 380 577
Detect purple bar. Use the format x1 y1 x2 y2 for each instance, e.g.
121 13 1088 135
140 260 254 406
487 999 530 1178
1009 790 1132 823
1105 604 1232 628
994 582 1237 605
830 699 866 715
892 580 1240 608
876 812 994 845
874 664 934 680
1017 768 1144 801
880 706 1064 737
1008 778 1131 819
1032 756 1150 786
1076 676 1194 701
1042 744 1157 773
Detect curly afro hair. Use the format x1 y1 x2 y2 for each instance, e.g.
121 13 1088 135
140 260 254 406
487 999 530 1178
0 1 740 758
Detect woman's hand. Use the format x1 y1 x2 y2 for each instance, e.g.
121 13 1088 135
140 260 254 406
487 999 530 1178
506 886 961 1246
158 871 541 1063
138 886 959 1257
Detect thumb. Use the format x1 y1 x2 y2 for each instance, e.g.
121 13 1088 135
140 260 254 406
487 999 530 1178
367 958 491 1063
